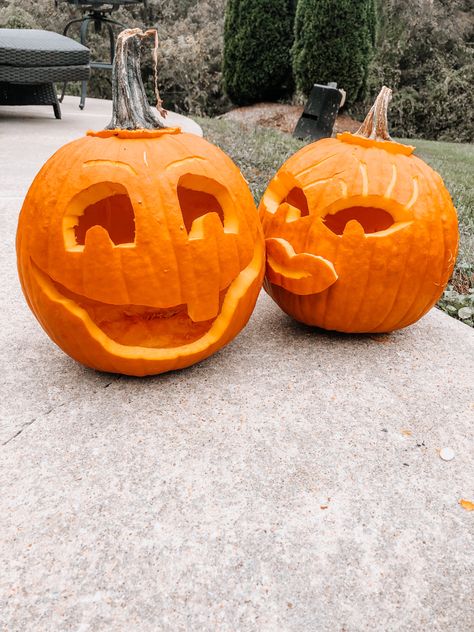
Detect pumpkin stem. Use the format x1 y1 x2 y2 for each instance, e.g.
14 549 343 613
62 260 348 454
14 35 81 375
355 86 392 141
106 28 167 131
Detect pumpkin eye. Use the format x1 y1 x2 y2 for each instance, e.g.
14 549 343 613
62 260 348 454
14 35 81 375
282 186 309 217
74 193 136 245
323 206 394 235
177 174 225 233
63 182 136 250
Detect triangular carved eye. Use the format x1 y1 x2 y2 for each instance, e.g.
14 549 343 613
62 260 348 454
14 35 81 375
177 174 225 233
75 193 136 245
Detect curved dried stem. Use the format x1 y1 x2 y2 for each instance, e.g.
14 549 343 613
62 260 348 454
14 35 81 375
355 86 393 141
106 28 167 131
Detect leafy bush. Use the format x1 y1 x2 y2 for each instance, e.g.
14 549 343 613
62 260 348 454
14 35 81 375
222 0 295 105
0 0 59 30
145 1 229 115
355 0 474 142
0 0 229 116
292 0 375 106
0 5 36 29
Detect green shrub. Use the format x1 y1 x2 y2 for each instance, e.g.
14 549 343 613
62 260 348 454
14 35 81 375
223 0 295 105
0 5 37 28
292 0 375 106
149 1 229 116
354 0 474 142
0 0 57 29
0 0 229 116
86 0 230 116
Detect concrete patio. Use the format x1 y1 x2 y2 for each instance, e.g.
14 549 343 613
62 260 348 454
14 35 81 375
0 97 473 631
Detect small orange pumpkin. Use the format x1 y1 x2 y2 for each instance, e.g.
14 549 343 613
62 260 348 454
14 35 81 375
259 87 459 332
17 29 264 376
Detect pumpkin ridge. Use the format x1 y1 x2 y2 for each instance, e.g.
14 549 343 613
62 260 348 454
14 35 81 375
388 226 433 329
362 184 423 330
50 140 94 292
358 161 369 197
367 227 414 331
342 233 378 331
118 246 131 305
404 158 452 324
320 236 343 330
403 161 452 323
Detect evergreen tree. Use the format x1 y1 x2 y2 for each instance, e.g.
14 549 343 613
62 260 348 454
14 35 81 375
292 0 376 106
223 0 295 105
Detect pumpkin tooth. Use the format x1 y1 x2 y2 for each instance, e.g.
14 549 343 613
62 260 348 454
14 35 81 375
187 211 223 241
282 203 302 223
83 224 115 250
342 219 366 236
185 212 224 322
186 290 220 323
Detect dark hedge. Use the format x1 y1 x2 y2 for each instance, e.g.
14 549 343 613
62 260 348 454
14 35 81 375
223 0 295 105
292 0 375 106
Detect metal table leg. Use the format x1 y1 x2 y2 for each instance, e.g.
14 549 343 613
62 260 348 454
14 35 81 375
59 16 85 103
78 16 93 109
60 11 127 110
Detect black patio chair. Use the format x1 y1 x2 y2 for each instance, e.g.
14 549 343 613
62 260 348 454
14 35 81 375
0 28 90 119
55 0 148 109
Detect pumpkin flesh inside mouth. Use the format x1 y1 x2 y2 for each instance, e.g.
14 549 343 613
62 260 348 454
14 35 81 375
36 263 227 349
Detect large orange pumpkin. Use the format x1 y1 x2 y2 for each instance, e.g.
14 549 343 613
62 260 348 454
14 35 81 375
17 29 264 376
259 87 458 332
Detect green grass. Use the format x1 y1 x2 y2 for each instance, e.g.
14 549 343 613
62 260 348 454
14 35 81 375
198 117 474 327
198 117 305 202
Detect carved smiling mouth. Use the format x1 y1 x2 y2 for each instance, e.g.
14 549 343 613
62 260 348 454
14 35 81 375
30 259 229 349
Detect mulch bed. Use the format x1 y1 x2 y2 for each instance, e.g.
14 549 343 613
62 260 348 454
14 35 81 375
219 102 361 135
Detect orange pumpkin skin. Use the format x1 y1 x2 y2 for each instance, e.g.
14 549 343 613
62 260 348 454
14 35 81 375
17 128 264 376
259 128 458 333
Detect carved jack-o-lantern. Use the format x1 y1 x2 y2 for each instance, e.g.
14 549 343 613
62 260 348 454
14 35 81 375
17 29 264 376
259 87 458 333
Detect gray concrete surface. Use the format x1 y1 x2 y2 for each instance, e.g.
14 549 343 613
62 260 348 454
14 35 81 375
1 98 473 632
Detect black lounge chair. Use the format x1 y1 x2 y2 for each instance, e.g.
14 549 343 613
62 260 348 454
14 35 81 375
0 28 90 119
